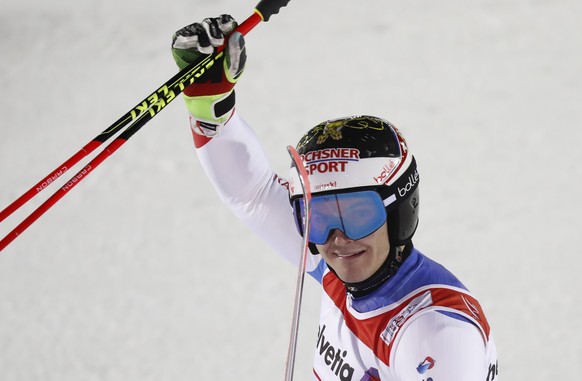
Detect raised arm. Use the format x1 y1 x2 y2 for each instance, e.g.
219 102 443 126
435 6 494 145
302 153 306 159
171 16 319 271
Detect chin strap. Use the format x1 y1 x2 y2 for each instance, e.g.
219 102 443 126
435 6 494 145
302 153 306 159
341 243 413 298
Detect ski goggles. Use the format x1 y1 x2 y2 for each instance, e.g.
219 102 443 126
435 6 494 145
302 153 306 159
292 190 387 245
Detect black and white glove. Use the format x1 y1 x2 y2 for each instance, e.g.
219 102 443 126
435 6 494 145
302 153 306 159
172 15 246 136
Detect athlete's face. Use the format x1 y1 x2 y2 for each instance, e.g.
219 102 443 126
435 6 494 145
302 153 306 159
315 222 390 284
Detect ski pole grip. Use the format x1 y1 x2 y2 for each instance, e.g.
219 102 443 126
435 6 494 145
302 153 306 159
255 0 291 21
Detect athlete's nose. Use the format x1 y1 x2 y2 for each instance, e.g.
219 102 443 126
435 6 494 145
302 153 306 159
330 229 352 245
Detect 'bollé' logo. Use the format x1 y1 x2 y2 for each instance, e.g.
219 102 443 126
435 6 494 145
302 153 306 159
397 169 419 197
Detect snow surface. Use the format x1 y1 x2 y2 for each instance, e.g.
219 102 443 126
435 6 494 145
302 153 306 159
1 0 581 379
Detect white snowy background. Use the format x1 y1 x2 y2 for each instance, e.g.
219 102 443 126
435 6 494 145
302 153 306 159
1 0 580 379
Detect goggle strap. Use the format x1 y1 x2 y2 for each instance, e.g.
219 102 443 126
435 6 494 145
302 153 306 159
383 194 396 207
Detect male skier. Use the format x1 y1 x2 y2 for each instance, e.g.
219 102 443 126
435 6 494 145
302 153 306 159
171 15 499 380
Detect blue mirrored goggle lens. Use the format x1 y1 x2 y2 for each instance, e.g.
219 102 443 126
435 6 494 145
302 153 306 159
293 190 387 245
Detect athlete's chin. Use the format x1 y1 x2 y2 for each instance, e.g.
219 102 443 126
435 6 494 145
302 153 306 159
337 271 374 284
333 261 376 283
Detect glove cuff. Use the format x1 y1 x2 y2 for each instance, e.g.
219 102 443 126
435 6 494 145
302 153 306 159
184 90 236 137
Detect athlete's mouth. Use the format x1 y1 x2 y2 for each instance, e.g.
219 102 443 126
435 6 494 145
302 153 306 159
335 249 365 259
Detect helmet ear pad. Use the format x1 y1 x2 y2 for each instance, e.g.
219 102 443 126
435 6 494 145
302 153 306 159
386 186 419 247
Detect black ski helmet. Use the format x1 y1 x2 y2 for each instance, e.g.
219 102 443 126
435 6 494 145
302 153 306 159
288 115 420 248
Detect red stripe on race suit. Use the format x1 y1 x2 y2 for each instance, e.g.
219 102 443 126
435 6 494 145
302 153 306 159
322 271 491 366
